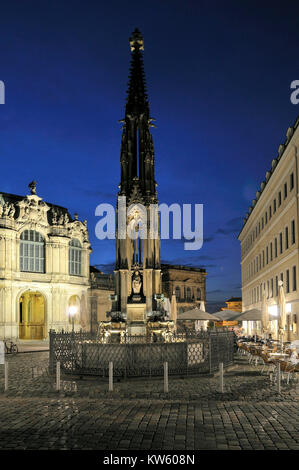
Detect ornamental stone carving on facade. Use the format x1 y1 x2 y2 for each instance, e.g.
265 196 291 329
67 218 89 243
0 201 16 219
0 200 16 219
16 194 50 226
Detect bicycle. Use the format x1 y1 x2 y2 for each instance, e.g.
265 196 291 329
4 340 18 355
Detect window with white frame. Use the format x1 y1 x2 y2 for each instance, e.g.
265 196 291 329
69 239 82 276
20 230 45 273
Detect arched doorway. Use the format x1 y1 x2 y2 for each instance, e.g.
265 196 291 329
19 291 46 340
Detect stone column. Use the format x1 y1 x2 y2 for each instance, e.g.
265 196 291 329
120 270 128 313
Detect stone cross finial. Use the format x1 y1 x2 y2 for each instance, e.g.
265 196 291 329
28 180 37 195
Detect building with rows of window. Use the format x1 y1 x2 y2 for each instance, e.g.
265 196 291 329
0 182 91 340
238 115 299 341
161 264 206 314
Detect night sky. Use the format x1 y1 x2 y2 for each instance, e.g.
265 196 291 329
1 1 299 309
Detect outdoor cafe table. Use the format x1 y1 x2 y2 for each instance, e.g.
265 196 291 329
268 353 289 357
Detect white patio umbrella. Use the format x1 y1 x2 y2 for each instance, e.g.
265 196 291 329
261 291 269 337
171 291 177 331
177 308 220 321
163 297 171 319
233 309 262 338
197 301 206 330
214 310 242 321
233 309 262 321
278 282 286 343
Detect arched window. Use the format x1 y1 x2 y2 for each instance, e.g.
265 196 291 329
197 288 201 300
175 286 180 300
69 239 82 275
186 287 191 300
20 230 45 273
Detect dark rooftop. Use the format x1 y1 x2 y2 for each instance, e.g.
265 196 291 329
161 263 206 274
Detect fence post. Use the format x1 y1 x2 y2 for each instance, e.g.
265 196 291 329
164 361 168 393
4 362 8 392
109 361 113 392
219 362 224 393
277 362 281 394
56 361 61 391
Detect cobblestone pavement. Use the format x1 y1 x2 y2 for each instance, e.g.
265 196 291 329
0 352 298 450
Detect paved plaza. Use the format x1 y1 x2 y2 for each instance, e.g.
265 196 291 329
0 352 298 450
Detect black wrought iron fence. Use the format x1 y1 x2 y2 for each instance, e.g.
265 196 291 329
49 329 234 377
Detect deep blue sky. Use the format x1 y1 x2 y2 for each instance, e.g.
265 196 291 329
1 0 299 308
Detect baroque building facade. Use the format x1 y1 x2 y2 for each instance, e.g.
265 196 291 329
238 115 299 340
0 182 91 340
161 264 206 314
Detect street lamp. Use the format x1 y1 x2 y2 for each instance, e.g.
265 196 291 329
69 306 77 333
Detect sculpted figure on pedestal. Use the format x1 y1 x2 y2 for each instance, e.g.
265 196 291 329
28 180 37 195
3 202 10 217
132 270 142 294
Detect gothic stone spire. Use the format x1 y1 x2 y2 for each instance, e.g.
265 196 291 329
119 29 157 203
126 28 149 118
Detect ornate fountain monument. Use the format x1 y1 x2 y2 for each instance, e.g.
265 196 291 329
49 30 235 376
99 29 174 339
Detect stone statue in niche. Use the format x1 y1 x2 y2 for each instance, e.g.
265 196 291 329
132 270 142 294
8 204 15 219
3 202 10 217
0 204 3 218
58 213 64 225
64 213 69 225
